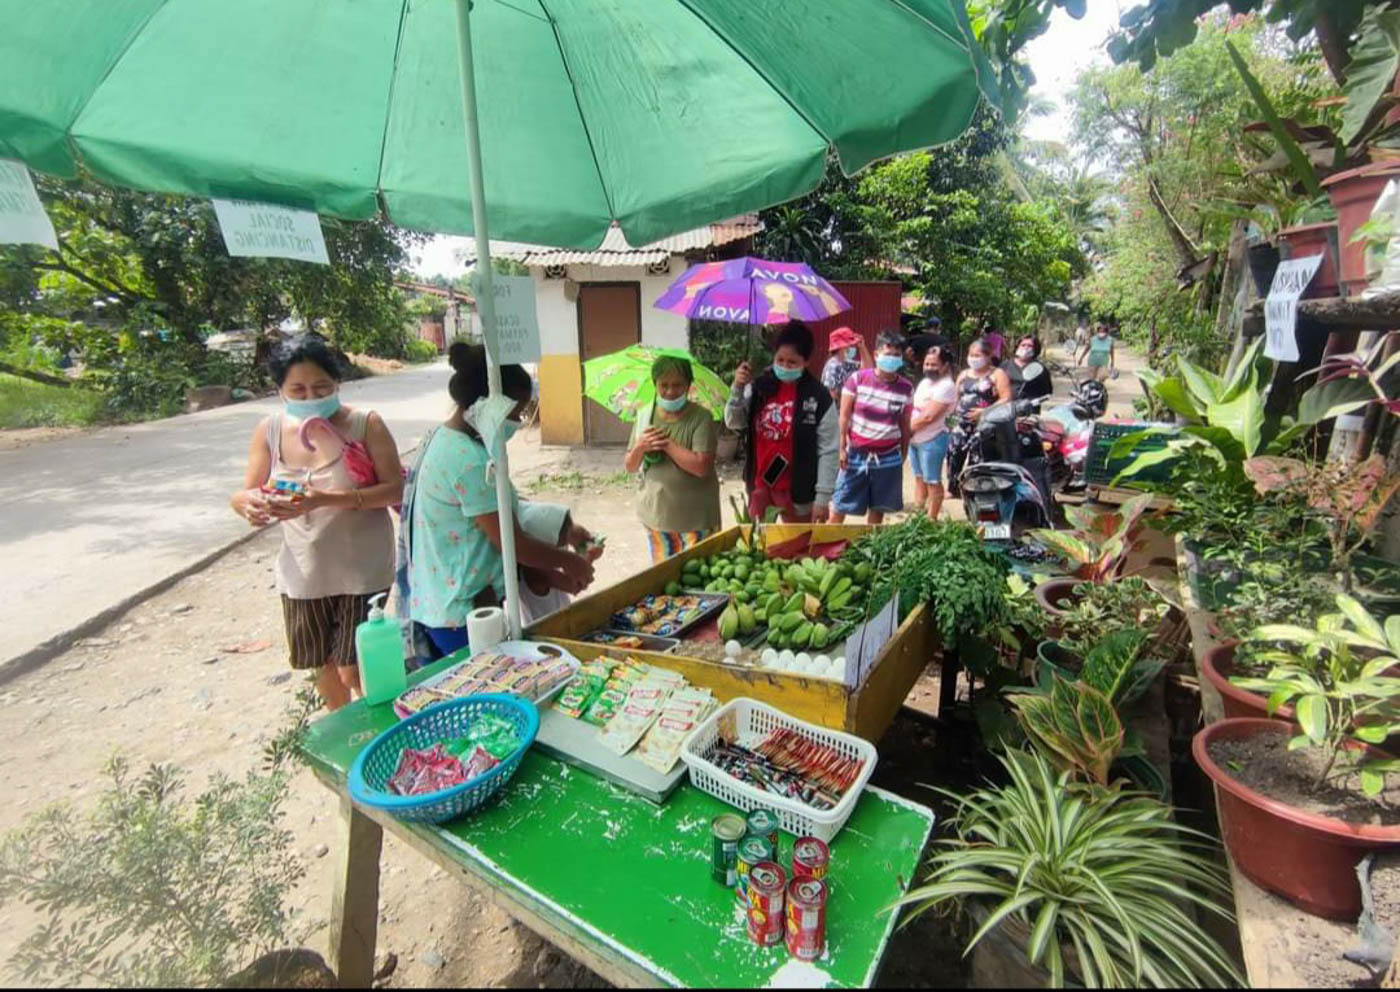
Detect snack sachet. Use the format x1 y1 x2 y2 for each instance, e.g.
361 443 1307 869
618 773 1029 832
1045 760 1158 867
635 686 716 773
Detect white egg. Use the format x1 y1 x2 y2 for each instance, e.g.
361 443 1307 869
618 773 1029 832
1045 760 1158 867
830 657 848 681
795 653 813 668
761 648 778 665
814 654 831 669
778 650 795 667
725 639 742 658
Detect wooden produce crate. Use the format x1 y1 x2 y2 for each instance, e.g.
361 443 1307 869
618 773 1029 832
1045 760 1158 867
526 524 939 742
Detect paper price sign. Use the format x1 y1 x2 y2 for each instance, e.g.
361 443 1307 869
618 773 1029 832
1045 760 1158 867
1264 254 1323 362
212 198 329 264
482 274 540 364
0 159 58 250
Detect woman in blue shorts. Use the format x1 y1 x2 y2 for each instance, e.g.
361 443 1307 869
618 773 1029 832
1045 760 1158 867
908 345 957 519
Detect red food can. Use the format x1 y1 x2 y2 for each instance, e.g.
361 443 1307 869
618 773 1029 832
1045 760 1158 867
785 876 828 961
791 836 830 882
745 861 787 946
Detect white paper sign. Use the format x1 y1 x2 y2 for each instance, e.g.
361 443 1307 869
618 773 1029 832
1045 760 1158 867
0 158 57 250
481 273 540 364
1264 255 1323 362
841 594 900 690
211 198 329 264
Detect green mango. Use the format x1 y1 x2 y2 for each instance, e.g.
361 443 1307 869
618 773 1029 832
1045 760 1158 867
665 581 682 596
738 605 756 634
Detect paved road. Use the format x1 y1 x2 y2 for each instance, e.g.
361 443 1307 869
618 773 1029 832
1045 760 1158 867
0 360 458 667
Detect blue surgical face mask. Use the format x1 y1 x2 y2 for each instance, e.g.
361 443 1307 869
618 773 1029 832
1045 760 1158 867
773 364 804 382
656 394 688 413
284 393 340 420
876 354 904 374
501 418 521 441
844 347 859 361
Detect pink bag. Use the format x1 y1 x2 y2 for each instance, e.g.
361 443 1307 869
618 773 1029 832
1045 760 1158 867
298 417 378 486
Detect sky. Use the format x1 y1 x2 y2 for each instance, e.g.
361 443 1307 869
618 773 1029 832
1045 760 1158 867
408 1 1128 279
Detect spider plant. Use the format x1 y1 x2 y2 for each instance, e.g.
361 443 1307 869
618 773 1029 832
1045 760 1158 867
893 749 1243 989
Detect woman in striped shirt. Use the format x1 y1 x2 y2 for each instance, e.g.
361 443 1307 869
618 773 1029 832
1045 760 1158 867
830 330 913 524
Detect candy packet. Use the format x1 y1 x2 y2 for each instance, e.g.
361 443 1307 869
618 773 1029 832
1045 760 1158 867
635 687 715 773
598 672 681 756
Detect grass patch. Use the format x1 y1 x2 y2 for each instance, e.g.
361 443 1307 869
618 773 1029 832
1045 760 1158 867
0 374 107 429
523 469 635 493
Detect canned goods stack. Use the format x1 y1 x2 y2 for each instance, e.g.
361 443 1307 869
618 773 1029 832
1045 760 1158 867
710 814 746 887
745 861 786 946
708 807 835 958
785 877 828 960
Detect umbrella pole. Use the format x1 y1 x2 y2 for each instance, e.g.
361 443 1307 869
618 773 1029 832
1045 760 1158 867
455 0 523 641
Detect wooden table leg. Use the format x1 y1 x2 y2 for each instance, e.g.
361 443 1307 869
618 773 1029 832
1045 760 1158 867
329 793 383 989
938 645 961 717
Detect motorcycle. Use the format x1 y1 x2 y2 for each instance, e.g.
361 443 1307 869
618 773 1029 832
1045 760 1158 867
953 400 1054 542
1020 376 1108 494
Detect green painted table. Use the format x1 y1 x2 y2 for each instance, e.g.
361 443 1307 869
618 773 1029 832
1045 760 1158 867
304 662 935 988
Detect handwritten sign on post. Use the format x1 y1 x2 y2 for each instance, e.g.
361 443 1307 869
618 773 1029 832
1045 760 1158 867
0 159 58 250
1264 254 1323 362
482 274 540 364
211 198 329 264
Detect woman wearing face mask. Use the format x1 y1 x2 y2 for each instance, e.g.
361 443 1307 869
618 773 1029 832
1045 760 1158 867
624 355 722 563
725 321 838 523
830 330 913 524
946 338 1013 491
908 345 957 519
230 335 403 711
1078 322 1116 382
404 343 594 657
1004 335 1053 401
819 326 869 403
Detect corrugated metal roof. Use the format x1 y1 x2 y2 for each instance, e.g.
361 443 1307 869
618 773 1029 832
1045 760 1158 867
462 215 761 268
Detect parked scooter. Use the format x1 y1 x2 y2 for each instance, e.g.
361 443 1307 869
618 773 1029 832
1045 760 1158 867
954 401 1053 542
1022 377 1108 494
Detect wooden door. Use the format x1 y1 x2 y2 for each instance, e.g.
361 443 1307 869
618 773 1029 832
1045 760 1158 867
578 283 641 445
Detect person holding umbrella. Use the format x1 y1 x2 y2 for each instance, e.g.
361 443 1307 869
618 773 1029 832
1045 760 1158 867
623 354 722 563
820 326 870 402
725 322 838 524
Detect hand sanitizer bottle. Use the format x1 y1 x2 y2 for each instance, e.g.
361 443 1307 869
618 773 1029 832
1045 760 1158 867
355 593 406 706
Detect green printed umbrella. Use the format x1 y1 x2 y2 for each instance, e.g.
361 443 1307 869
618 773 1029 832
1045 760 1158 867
0 0 998 640
583 346 728 423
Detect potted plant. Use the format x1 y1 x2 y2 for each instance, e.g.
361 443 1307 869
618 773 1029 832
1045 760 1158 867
1194 595 1400 919
894 749 1242 988
1044 576 1168 663
1030 491 1155 616
1203 575 1337 721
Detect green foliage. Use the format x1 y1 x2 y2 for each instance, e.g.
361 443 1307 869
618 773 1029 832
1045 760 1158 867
847 516 1010 646
404 337 439 363
1236 595 1400 795
1080 628 1168 707
1056 576 1169 659
966 0 1090 122
1010 676 1124 785
895 748 1243 988
687 320 769 386
0 687 320 986
0 373 107 428
1031 492 1155 583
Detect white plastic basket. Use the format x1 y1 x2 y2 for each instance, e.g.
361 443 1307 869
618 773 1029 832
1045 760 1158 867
680 697 877 843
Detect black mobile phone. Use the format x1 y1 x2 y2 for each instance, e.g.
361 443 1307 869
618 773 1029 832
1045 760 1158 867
762 453 790 488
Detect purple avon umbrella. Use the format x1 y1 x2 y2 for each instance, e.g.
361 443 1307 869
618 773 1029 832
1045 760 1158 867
654 257 851 325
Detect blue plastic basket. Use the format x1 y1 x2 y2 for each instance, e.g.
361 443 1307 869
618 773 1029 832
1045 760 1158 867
347 694 539 824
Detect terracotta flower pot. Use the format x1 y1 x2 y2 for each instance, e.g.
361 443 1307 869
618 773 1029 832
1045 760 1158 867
1322 161 1400 297
1193 718 1400 919
1201 641 1295 724
1035 576 1080 617
1276 222 1340 300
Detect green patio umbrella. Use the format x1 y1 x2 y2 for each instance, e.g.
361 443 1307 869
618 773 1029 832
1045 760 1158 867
583 346 728 424
0 0 999 637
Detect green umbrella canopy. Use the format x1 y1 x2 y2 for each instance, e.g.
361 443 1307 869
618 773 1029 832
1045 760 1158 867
0 0 998 250
583 346 728 423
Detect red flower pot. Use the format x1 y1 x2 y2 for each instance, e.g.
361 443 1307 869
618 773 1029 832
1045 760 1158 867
1276 222 1340 300
1201 641 1295 723
1322 162 1400 297
1194 718 1400 919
